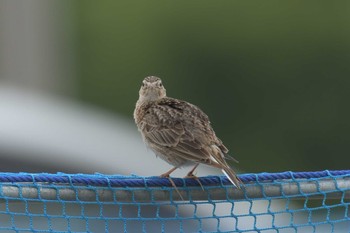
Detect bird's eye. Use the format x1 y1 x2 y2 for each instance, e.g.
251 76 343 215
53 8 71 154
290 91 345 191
159 82 163 87
142 82 146 87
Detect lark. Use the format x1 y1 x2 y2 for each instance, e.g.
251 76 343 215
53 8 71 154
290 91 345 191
134 76 241 188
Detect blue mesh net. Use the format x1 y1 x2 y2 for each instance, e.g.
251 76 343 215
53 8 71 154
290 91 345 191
0 170 349 232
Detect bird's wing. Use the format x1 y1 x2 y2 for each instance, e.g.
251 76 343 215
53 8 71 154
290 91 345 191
141 98 217 163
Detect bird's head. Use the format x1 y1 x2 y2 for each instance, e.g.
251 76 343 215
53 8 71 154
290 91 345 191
138 76 166 102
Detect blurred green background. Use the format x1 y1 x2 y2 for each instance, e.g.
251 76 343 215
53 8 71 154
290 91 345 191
74 2 350 172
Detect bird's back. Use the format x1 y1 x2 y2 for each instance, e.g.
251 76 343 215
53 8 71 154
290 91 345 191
134 97 229 155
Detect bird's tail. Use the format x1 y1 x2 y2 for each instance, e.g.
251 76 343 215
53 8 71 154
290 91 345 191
221 166 242 189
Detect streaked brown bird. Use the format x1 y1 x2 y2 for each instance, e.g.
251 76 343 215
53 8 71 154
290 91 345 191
134 76 241 188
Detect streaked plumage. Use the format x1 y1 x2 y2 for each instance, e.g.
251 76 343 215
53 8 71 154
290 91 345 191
134 76 241 188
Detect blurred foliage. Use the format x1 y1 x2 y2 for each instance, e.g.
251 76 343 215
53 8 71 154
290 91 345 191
73 1 350 172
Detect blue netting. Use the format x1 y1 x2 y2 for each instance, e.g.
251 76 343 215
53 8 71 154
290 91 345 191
0 170 349 232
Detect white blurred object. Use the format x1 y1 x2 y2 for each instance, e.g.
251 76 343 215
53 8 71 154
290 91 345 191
0 84 163 174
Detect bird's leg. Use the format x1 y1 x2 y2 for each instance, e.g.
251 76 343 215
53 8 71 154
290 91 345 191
160 167 178 178
185 164 199 177
184 164 204 190
159 167 184 200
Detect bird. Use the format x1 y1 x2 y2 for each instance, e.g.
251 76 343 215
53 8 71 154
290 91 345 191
134 76 242 188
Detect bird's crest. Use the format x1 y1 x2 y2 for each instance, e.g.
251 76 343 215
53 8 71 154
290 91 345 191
144 76 161 83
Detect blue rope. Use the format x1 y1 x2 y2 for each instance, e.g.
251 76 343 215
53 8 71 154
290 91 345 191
0 170 348 187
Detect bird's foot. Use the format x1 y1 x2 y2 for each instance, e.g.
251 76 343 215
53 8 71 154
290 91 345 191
160 166 177 178
159 174 184 200
184 173 204 191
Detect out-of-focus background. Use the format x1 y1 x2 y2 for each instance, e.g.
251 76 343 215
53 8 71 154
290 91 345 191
1 1 349 175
